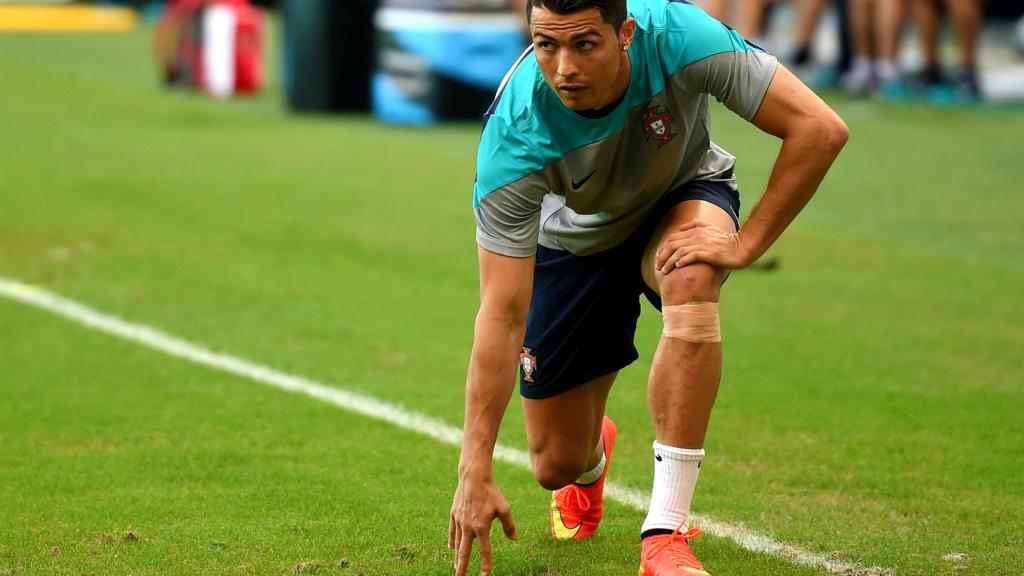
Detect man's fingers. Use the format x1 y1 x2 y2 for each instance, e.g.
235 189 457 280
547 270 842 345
660 222 728 267
659 229 740 271
661 246 689 273
478 530 492 576
448 513 456 549
662 245 714 272
657 231 703 268
453 520 462 554
675 251 707 268
660 250 679 273
455 530 474 576
678 220 706 232
498 507 518 540
657 241 685 269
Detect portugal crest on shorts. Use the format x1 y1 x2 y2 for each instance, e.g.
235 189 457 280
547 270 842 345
642 106 677 148
520 347 537 382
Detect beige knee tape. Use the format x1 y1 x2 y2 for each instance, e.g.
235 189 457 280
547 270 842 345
663 302 721 343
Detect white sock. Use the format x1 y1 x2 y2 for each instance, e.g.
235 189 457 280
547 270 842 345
875 60 898 82
851 56 871 74
575 440 606 485
640 442 704 535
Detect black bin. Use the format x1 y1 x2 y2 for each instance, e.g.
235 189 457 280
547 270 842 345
283 0 377 112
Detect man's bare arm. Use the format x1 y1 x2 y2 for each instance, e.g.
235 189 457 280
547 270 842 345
738 64 850 261
459 246 534 474
449 247 534 576
656 64 850 271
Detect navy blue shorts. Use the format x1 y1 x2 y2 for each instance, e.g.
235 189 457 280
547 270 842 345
518 180 740 400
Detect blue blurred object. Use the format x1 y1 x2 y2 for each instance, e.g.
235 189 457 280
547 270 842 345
140 2 165 23
810 67 841 91
877 79 910 102
926 83 960 106
374 6 527 126
1017 15 1024 56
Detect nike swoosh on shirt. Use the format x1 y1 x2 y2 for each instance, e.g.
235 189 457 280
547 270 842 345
571 170 597 190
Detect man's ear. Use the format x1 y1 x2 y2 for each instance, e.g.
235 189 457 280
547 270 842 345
619 17 637 48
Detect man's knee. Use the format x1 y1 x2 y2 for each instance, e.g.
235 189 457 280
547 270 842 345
658 262 722 305
530 448 589 491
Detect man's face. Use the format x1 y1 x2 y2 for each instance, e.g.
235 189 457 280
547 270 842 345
530 7 635 112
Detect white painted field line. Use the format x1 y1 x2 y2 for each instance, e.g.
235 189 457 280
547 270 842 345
0 276 890 576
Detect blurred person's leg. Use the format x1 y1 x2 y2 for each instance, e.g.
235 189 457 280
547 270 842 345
841 0 876 93
944 0 981 97
812 0 854 88
510 0 529 36
837 0 854 74
913 0 944 84
793 0 829 65
875 0 910 98
739 0 772 46
945 0 979 71
875 0 907 70
698 0 728 21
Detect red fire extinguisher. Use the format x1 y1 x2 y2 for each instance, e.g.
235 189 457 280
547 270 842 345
155 0 263 97
233 2 264 94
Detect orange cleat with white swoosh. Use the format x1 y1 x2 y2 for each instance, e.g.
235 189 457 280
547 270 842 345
638 525 710 575
548 416 617 540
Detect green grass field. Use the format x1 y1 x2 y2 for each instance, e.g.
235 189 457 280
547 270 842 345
2 24 1023 576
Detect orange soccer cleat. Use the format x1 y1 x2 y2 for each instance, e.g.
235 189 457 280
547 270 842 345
549 416 617 540
638 526 710 576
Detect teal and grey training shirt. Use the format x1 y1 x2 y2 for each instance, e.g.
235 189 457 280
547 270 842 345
473 0 778 257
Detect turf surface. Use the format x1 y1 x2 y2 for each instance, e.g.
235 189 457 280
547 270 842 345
1 23 1022 576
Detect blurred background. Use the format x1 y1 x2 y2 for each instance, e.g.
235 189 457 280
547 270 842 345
4 0 1022 116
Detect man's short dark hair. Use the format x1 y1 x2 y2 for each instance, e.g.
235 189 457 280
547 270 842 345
526 0 628 31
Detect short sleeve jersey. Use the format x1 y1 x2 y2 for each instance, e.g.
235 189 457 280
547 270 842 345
473 0 778 257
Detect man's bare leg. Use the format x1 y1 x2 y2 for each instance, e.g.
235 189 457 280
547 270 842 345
522 372 616 489
638 200 734 535
524 372 619 541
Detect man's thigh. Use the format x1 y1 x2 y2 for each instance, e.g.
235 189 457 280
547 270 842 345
521 371 617 462
640 199 738 297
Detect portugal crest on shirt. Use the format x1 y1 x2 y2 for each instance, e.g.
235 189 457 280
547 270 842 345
642 106 677 148
520 347 537 382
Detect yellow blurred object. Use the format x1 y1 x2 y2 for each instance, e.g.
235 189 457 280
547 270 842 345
0 5 139 32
